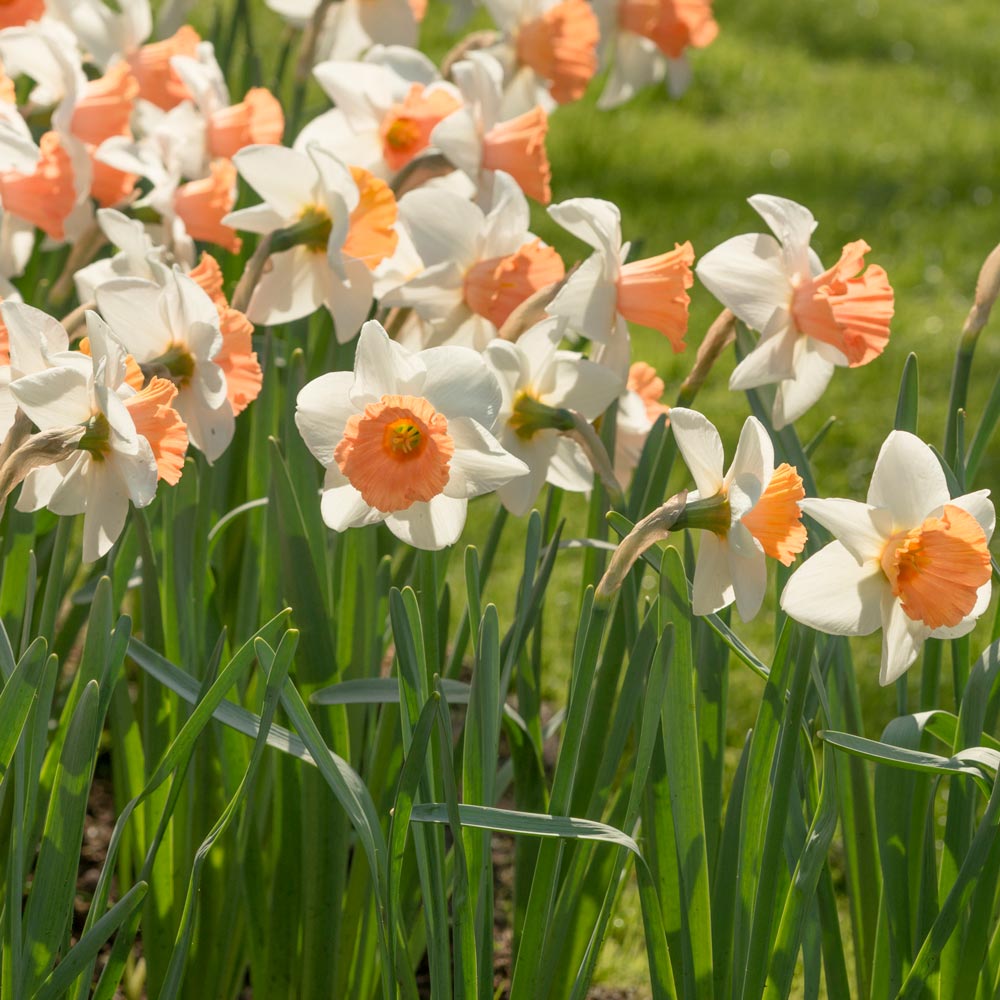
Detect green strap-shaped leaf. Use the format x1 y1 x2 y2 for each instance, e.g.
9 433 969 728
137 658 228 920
0 636 47 780
20 681 102 996
31 883 148 1000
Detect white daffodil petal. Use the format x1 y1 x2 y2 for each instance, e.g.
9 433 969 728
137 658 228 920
879 590 929 686
96 278 173 359
696 232 789 333
780 541 885 636
547 198 622 260
867 430 950 530
10 366 92 428
691 532 734 616
420 347 503 427
398 188 483 267
729 324 798 391
320 476 388 532
496 441 553 516
668 407 725 497
295 370 357 467
324 256 375 343
430 109 482 178
387 493 468 550
771 340 835 429
232 144 316 218
247 248 328 325
443 416 529 498
351 319 426 404
222 203 287 235
546 253 619 342
3 301 70 375
726 416 773 489
748 194 817 257
798 497 886 563
175 391 235 464
728 542 767 623
81 467 132 563
547 436 593 493
546 354 623 420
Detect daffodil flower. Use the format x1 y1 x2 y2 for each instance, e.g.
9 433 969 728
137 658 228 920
670 406 807 619
295 320 529 550
696 194 894 428
223 144 398 335
781 430 994 685
483 316 622 514
547 196 693 377
11 313 161 562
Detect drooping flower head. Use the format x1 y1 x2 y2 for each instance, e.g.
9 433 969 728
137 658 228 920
483 317 623 514
431 52 552 204
670 407 807 620
781 430 993 685
10 311 162 562
696 194 894 428
384 175 562 349
547 196 693 376
224 144 396 337
295 320 528 549
95 269 234 461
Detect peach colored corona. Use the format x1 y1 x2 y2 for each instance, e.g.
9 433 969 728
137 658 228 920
123 376 189 485
0 0 44 29
70 63 140 208
740 463 807 565
127 25 200 110
463 239 564 328
342 166 399 269
0 131 76 240
481 107 552 204
880 505 991 630
791 239 894 368
174 159 242 254
617 241 694 351
71 63 139 146
188 253 262 415
515 0 599 104
627 362 670 422
334 394 455 513
379 84 462 172
207 88 285 160
618 0 718 58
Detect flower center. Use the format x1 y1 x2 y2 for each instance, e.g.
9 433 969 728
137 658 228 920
384 417 424 456
378 84 462 171
879 503 991 629
384 116 421 152
334 394 455 513
143 342 196 388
